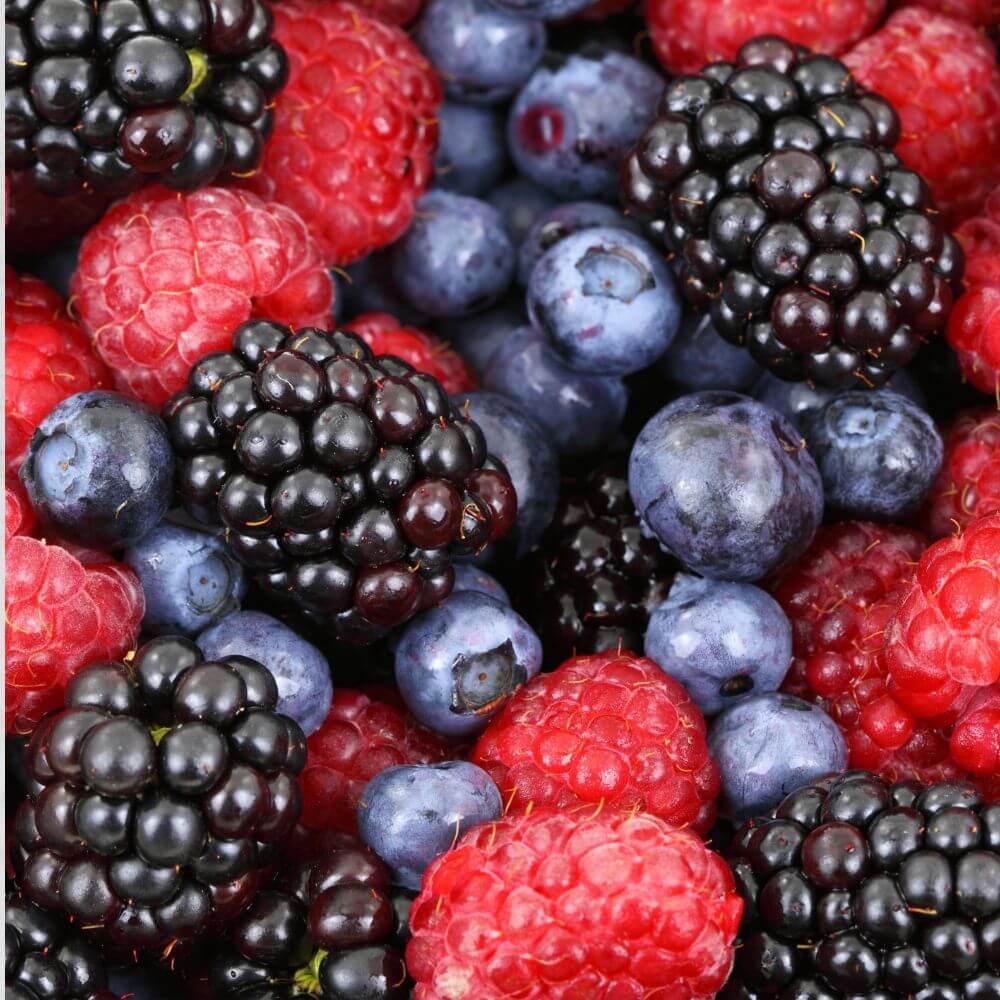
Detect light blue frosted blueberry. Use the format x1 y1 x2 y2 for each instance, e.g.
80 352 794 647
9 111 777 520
437 298 527 377
487 0 592 18
487 177 558 246
435 102 509 197
452 563 511 604
659 312 762 393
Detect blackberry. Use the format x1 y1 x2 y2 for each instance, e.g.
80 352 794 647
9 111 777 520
516 460 674 664
621 35 964 389
164 322 517 644
6 893 114 1000
13 637 306 959
721 770 1000 998
5 0 287 197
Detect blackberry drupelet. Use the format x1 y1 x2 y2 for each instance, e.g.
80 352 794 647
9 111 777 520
13 637 306 960
621 35 964 388
165 322 517 644
516 461 674 664
5 0 287 196
6 893 115 1000
721 770 1000 998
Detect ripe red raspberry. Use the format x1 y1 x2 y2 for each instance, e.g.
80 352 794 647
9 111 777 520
407 807 743 1000
890 0 1000 25
922 408 1000 539
299 688 452 834
472 651 719 834
345 312 478 393
6 480 36 544
242 0 442 266
845 9 1000 225
951 686 1000 777
69 185 334 409
6 537 144 735
645 0 885 76
5 268 111 474
342 0 424 24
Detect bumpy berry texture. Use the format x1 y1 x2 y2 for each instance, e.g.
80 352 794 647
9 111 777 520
5 0 288 197
6 537 144 735
645 0 886 76
242 0 442 266
721 770 1000 998
166 322 517 643
623 36 964 388
472 651 720 834
6 479 37 543
845 8 1000 225
5 268 110 473
892 0 1000 22
14 639 306 957
407 807 743 1000
345 312 477 394
345 0 424 24
299 688 451 835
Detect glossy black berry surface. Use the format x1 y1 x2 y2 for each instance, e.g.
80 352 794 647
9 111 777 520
621 35 963 388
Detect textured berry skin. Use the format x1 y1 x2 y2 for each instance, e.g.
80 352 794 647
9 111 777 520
923 409 1000 539
845 9 1000 225
345 0 425 24
243 0 442 265
5 537 144 734
69 185 333 409
472 651 720 834
891 0 1000 26
5 268 110 474
300 688 452 834
646 0 886 75
6 479 36 544
345 312 477 394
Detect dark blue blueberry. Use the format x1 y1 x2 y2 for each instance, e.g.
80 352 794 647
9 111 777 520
486 176 558 246
659 312 762 393
805 390 943 520
434 102 508 197
508 50 663 199
394 590 542 738
451 563 510 604
709 694 847 818
645 574 792 717
483 325 627 455
392 191 515 318
340 250 429 327
125 521 246 637
437 298 527 378
488 0 602 22
30 239 81 298
358 761 502 888
528 227 681 375
415 0 545 104
628 392 823 581
21 390 174 548
450 390 559 557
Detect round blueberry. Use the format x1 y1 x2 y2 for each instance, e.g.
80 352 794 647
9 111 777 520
437 299 527 378
451 564 510 605
486 177 558 247
659 312 762 393
341 251 429 328
434 102 508 197
486 0 592 17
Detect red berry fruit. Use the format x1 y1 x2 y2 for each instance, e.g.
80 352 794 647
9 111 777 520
6 479 36 544
890 0 1000 25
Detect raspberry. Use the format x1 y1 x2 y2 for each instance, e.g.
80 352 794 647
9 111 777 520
645 0 886 76
922 408 1000 539
300 688 452 834
242 0 442 266
472 651 719 834
5 268 111 474
890 0 1000 24
6 479 36 544
69 185 334 409
345 312 478 394
845 9 1000 225
343 0 424 23
951 686 1000 776
5 536 144 735
407 807 743 1000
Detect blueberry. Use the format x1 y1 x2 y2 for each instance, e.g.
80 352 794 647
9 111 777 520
486 177 558 246
395 590 542 738
21 390 174 548
415 0 545 105
659 312 762 393
437 298 527 378
341 250 429 328
645 574 792 717
805 390 943 520
710 694 847 818
628 392 823 581
508 50 663 199
197 610 332 736
124 521 246 637
517 200 641 287
528 227 681 375
358 761 503 889
434 102 508 197
483 325 627 455
392 191 515 318
452 563 511 605
486 0 592 17
450 390 559 557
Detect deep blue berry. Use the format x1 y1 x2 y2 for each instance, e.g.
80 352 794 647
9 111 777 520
659 312 762 393
437 299 527 378
434 102 508 197
451 563 510 605
486 177 558 246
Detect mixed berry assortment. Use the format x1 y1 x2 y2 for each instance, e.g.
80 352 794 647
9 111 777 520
5 1 1000 999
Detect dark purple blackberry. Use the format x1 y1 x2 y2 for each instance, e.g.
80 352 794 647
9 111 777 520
516 460 674 664
13 637 306 961
721 770 1000 999
5 0 287 197
164 322 518 644
621 35 964 389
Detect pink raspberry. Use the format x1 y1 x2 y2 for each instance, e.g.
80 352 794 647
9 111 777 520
6 479 36 544
890 0 1000 25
